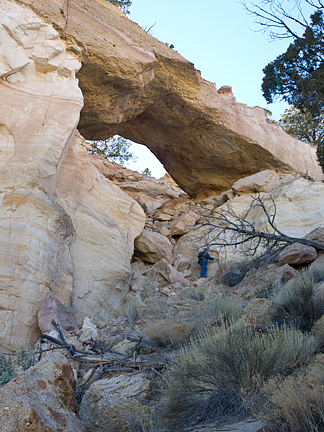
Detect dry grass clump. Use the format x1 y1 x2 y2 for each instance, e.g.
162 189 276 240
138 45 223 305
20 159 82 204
260 355 324 432
144 320 193 348
272 267 324 330
124 300 139 326
161 321 315 431
312 315 324 352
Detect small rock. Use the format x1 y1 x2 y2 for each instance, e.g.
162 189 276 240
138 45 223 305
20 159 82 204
80 373 152 432
80 317 99 342
113 338 137 355
154 223 171 237
153 212 173 221
243 298 274 327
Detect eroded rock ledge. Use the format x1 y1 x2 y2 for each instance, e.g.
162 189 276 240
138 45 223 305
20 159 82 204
17 0 323 196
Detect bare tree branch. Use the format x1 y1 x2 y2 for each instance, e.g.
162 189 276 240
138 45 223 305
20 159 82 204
241 0 316 39
190 193 324 268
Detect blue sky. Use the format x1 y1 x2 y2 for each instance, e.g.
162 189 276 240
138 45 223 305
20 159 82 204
125 0 294 177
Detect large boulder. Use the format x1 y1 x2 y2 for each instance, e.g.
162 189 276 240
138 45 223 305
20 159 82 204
147 258 190 287
38 297 79 334
134 229 174 264
0 352 86 432
232 170 281 194
17 0 323 197
56 133 145 327
80 372 152 432
278 243 318 265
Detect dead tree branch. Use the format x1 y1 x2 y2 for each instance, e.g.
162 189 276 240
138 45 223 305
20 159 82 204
37 321 169 373
190 194 324 266
241 0 321 40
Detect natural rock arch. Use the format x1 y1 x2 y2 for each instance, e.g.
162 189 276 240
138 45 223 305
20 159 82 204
16 0 322 197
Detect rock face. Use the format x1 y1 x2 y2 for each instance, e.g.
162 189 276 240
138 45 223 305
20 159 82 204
0 1 145 350
16 0 323 197
0 352 86 432
80 372 152 432
91 156 185 214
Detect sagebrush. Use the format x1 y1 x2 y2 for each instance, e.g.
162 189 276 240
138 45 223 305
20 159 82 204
161 321 314 430
272 267 324 330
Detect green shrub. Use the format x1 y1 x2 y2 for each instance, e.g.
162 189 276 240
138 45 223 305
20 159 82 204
0 349 36 388
98 400 155 432
260 355 324 432
272 267 324 330
16 348 36 371
177 286 205 302
191 295 243 333
161 322 314 430
144 320 193 348
0 354 17 387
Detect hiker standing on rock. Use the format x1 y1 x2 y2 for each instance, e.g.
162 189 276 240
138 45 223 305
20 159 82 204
198 248 214 278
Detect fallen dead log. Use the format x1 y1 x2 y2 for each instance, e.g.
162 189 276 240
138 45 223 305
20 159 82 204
37 320 170 371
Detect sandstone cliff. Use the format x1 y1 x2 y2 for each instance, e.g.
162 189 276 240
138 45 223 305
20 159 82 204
0 0 145 350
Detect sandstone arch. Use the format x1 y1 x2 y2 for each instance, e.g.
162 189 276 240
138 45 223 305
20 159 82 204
17 0 322 197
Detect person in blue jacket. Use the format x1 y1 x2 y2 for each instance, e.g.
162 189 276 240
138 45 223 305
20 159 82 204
198 248 214 278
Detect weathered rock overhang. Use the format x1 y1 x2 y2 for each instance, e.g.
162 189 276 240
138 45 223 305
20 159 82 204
20 0 323 197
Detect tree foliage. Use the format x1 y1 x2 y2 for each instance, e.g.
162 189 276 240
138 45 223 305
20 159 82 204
141 167 152 176
279 105 324 144
107 0 132 14
88 136 137 166
261 10 324 118
279 106 324 172
244 1 324 171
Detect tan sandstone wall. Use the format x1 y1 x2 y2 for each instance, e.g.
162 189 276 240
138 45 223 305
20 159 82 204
0 0 145 350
